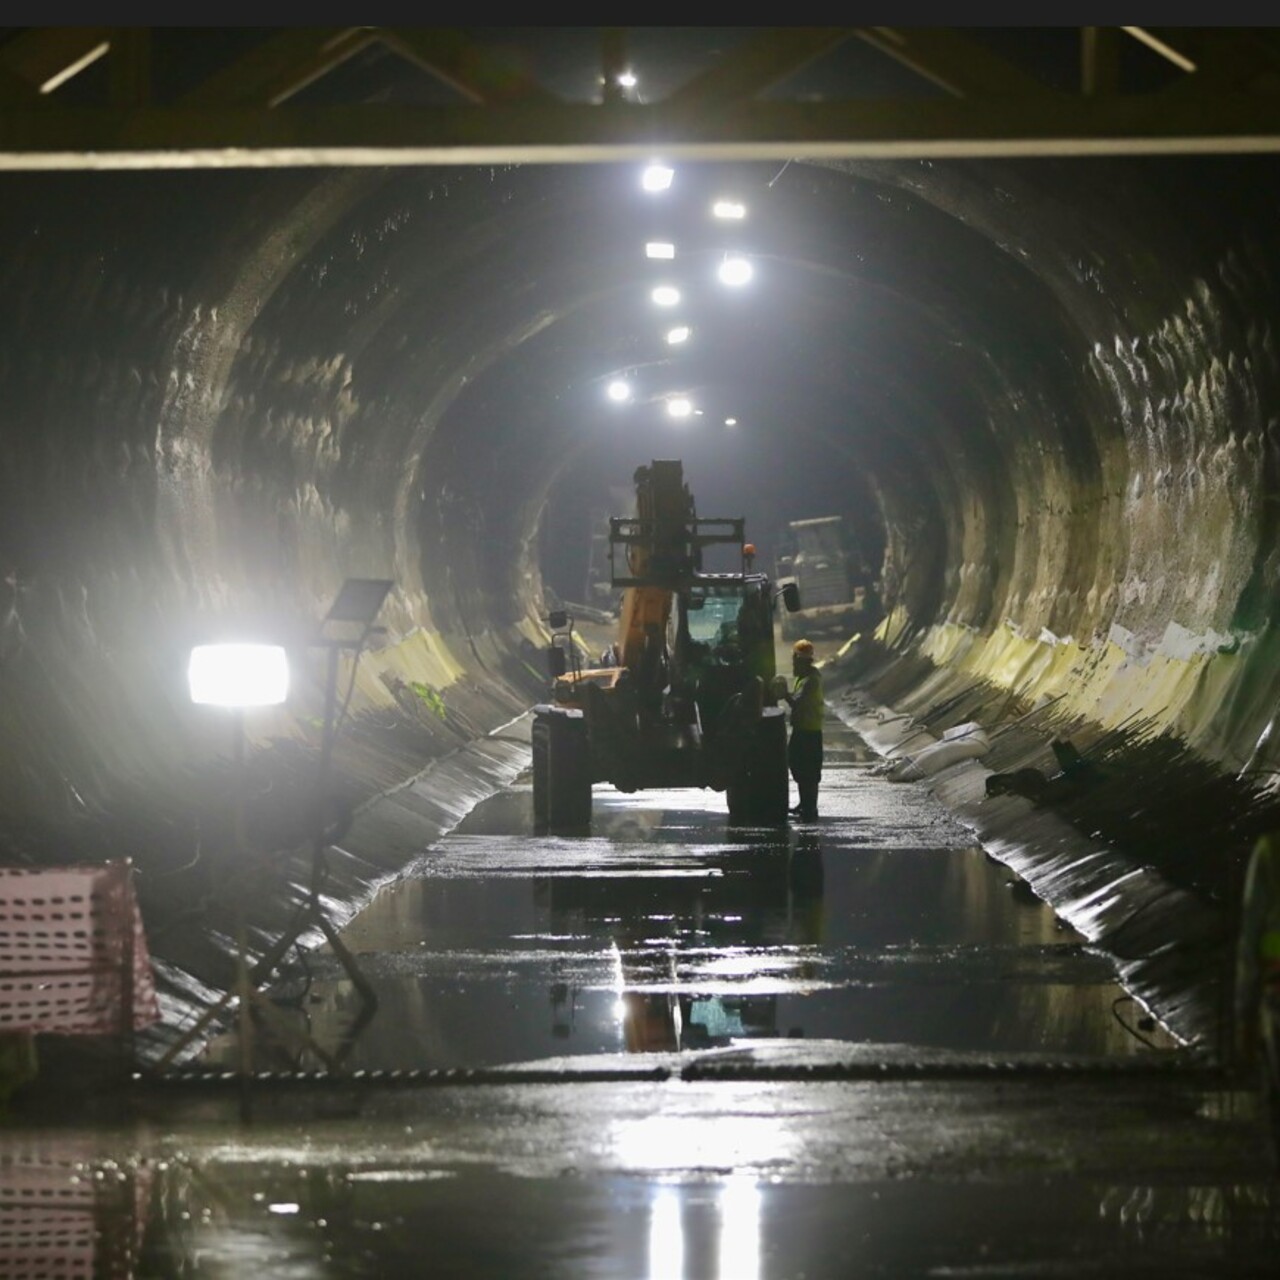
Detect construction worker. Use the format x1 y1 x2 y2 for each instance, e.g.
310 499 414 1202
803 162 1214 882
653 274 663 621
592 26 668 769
1235 830 1280 1155
784 638 824 821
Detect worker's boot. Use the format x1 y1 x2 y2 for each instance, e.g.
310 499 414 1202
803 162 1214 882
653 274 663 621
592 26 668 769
798 784 819 822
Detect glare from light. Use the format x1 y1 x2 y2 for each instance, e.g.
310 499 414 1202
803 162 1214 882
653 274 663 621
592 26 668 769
667 398 693 418
610 941 628 1046
717 1177 761 1280
188 644 289 707
665 326 690 345
645 241 675 260
718 256 753 286
712 199 747 220
612 1114 802 1171
607 380 632 403
725 417 738 428
618 71 638 88
642 163 674 192
649 1187 684 1280
651 285 681 307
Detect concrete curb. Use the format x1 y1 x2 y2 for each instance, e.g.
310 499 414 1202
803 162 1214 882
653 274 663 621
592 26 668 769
824 681 1228 1054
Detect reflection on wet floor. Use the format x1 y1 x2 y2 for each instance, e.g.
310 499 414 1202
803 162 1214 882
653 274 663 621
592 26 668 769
6 1109 1277 1279
8 714 1277 1278
200 714 1180 1074
123 1158 1280 1279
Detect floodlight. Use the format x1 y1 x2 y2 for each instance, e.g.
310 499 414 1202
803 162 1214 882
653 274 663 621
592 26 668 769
188 643 289 707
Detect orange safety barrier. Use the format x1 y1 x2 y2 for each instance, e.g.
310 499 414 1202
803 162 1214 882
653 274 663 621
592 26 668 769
0 861 159 1037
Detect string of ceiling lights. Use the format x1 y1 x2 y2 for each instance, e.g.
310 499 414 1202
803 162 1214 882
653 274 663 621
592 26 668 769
605 159 754 432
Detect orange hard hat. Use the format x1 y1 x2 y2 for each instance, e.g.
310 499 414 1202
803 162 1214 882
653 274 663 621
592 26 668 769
792 638 814 657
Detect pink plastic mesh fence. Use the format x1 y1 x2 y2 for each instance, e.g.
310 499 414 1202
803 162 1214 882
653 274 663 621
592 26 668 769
0 1139 154 1279
0 862 159 1034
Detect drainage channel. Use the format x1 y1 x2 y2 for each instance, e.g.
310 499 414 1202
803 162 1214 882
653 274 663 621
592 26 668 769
141 1054 1230 1089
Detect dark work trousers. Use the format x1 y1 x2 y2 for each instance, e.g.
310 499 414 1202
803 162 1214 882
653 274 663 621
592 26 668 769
788 728 823 820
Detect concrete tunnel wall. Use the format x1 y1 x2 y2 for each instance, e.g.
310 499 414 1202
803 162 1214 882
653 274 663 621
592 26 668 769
1 155 1279 1045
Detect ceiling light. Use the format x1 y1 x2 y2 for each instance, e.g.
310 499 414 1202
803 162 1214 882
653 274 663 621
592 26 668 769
651 285 680 307
665 326 690 345
642 163 674 193
607 380 632 402
667 398 693 418
712 199 746 220
718 256 753 287
646 241 675 259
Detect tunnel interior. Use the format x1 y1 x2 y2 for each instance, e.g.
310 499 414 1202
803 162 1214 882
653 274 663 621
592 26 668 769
3 143 1280 1033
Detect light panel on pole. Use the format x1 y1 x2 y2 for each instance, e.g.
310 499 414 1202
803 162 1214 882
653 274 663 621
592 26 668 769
188 644 289 707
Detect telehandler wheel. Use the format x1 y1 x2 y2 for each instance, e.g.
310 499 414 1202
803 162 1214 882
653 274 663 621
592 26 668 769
532 714 550 828
532 707 592 831
726 708 789 826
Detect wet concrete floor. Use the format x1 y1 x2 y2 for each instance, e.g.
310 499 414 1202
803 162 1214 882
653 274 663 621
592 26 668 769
5 710 1280 1277
204 713 1182 1072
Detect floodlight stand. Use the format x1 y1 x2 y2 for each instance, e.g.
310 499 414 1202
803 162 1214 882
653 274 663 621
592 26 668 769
157 624 382 1078
246 631 379 1010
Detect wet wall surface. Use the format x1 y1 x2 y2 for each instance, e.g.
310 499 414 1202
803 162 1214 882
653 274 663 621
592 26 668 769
2 130 1280 1273
1 155 1280 1015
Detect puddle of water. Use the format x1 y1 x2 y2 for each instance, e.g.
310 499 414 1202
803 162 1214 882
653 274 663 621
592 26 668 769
200 722 1181 1072
18 1151 1260 1279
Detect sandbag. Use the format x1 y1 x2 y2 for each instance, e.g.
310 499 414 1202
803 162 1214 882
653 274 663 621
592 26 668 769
884 725 990 782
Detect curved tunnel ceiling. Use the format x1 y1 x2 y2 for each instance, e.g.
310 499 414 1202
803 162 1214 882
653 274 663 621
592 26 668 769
2 125 1280 882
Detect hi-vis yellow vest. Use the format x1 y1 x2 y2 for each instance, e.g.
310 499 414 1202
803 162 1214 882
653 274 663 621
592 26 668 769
791 670 824 732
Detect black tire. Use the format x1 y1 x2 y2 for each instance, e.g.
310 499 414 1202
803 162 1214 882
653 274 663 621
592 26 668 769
532 708 592 831
532 711 551 828
727 709 788 826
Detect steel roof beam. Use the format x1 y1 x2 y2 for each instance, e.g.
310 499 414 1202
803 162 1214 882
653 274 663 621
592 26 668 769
1 92 1280 170
661 28 859 110
852 27 1054 99
376 27 558 105
174 27 376 109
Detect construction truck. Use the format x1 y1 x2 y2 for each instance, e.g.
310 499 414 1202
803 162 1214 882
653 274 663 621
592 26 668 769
776 514 881 641
533 459 800 830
